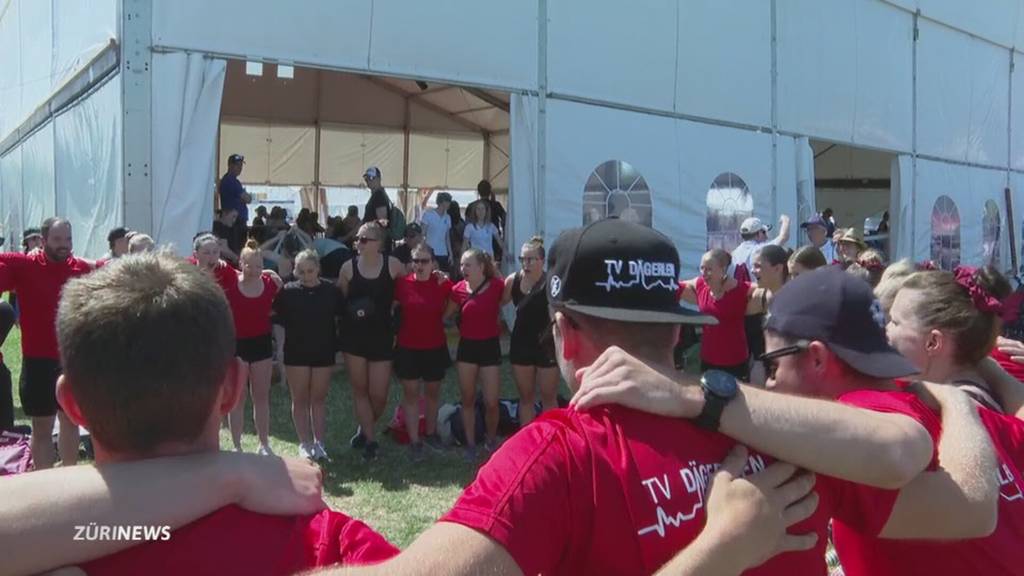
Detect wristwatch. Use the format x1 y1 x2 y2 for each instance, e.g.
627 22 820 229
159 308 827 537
694 370 739 431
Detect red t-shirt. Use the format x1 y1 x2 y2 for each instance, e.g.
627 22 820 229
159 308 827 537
225 273 279 338
450 276 505 341
0 251 93 359
81 505 398 575
834 383 1024 576
692 277 749 366
395 275 453 349
992 348 1024 384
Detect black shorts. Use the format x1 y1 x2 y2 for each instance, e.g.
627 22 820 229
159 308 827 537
456 337 502 367
700 361 748 382
19 357 62 417
509 335 557 368
237 334 273 364
284 348 336 368
394 346 451 382
339 322 395 362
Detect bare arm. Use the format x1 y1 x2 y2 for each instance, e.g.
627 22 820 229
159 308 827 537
745 286 767 316
678 280 698 305
443 298 459 322
388 256 407 279
0 453 324 576
771 214 791 246
337 261 353 297
501 273 516 306
571 346 934 489
879 382 999 539
989 337 1024 418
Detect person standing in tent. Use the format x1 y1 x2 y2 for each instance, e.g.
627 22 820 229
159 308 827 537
801 214 838 264
219 154 252 251
730 214 791 276
420 191 454 273
475 179 506 263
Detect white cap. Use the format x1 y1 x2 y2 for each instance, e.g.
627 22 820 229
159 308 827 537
740 217 771 235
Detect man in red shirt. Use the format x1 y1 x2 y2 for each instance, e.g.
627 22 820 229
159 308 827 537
52 253 397 574
0 217 94 469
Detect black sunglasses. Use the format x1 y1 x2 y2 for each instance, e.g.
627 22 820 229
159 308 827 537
757 340 810 381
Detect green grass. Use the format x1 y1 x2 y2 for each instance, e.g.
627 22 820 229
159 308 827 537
4 327 567 548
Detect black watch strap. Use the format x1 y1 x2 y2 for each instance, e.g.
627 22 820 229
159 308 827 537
694 388 728 431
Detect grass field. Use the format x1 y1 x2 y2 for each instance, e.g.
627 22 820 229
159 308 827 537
4 327 589 548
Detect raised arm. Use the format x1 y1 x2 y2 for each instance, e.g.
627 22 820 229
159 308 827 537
771 214 791 246
571 347 934 489
0 453 324 576
678 280 698 305
990 337 1024 418
878 382 999 539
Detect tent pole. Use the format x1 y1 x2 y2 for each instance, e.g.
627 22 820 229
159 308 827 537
403 95 411 214
483 132 491 184
314 69 323 220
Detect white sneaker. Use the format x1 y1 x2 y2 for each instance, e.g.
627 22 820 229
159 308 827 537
257 444 275 457
298 443 315 460
313 441 329 462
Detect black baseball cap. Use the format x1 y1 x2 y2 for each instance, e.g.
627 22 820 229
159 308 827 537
765 266 917 378
228 153 245 164
23 227 42 241
547 219 716 325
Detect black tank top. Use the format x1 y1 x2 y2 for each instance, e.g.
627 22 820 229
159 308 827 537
349 257 394 322
511 271 548 340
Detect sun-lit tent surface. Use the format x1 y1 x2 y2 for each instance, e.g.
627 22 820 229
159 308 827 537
3 1 1024 277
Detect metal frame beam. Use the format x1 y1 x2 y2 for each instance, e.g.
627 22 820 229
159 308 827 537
121 0 153 233
464 87 511 113
363 76 486 134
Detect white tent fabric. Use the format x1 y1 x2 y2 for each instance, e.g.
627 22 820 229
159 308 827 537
317 126 405 187
1014 62 1024 171
488 133 510 190
52 0 117 89
508 94 538 263
795 137 817 240
20 123 56 234
892 156 915 261
54 76 122 258
775 136 799 250
0 148 22 244
151 54 226 255
409 133 484 190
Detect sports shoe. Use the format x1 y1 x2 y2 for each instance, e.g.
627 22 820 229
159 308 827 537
423 434 444 452
362 441 379 461
463 445 478 462
312 441 330 462
409 441 425 462
350 427 366 449
298 443 315 460
234 444 244 453
257 444 275 457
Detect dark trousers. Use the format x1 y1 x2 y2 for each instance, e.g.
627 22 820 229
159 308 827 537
0 301 15 431
231 219 248 253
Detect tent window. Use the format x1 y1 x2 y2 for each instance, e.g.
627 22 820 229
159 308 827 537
245 61 264 76
706 172 753 252
983 199 1001 270
277 65 294 79
582 160 653 227
930 195 961 271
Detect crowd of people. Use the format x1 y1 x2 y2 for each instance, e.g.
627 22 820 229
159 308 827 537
4 154 1024 574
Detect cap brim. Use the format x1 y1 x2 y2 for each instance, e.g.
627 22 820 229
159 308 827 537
563 303 719 326
828 343 918 379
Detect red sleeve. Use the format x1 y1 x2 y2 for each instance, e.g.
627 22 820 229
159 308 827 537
335 517 400 565
0 252 29 292
439 417 582 575
450 282 467 305
827 390 941 535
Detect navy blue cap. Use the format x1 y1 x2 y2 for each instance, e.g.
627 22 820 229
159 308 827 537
547 219 716 325
228 153 245 164
765 266 917 378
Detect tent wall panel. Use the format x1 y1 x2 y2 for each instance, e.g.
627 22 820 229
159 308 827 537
676 0 772 127
0 149 23 245
19 0 53 123
53 0 117 89
547 0 677 112
318 126 404 187
775 136 799 250
152 1 373 73
268 125 316 185
509 94 539 275
964 166 1012 266
777 0 913 151
0 0 23 141
916 20 1009 165
20 122 56 234
489 133 510 191
54 76 122 259
913 159 972 265
409 133 484 190
369 1 537 91
220 121 273 184
152 54 225 255
917 0 1020 49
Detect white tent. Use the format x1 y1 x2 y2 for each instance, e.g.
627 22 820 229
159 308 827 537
3 0 1024 276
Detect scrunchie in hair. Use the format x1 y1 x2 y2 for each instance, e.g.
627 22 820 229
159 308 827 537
953 266 1003 315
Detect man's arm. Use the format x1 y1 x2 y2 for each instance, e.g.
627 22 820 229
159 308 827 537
770 214 791 246
878 382 999 539
572 346 934 489
0 251 28 292
0 453 325 576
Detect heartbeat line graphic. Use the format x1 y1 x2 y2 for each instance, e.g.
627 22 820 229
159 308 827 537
595 275 677 293
637 492 705 538
1001 486 1024 502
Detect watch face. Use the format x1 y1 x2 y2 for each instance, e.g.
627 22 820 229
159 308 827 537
702 369 739 398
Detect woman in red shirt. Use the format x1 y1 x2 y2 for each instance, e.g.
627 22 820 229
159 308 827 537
679 249 767 380
445 248 505 461
393 244 453 459
191 233 238 292
226 240 282 455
